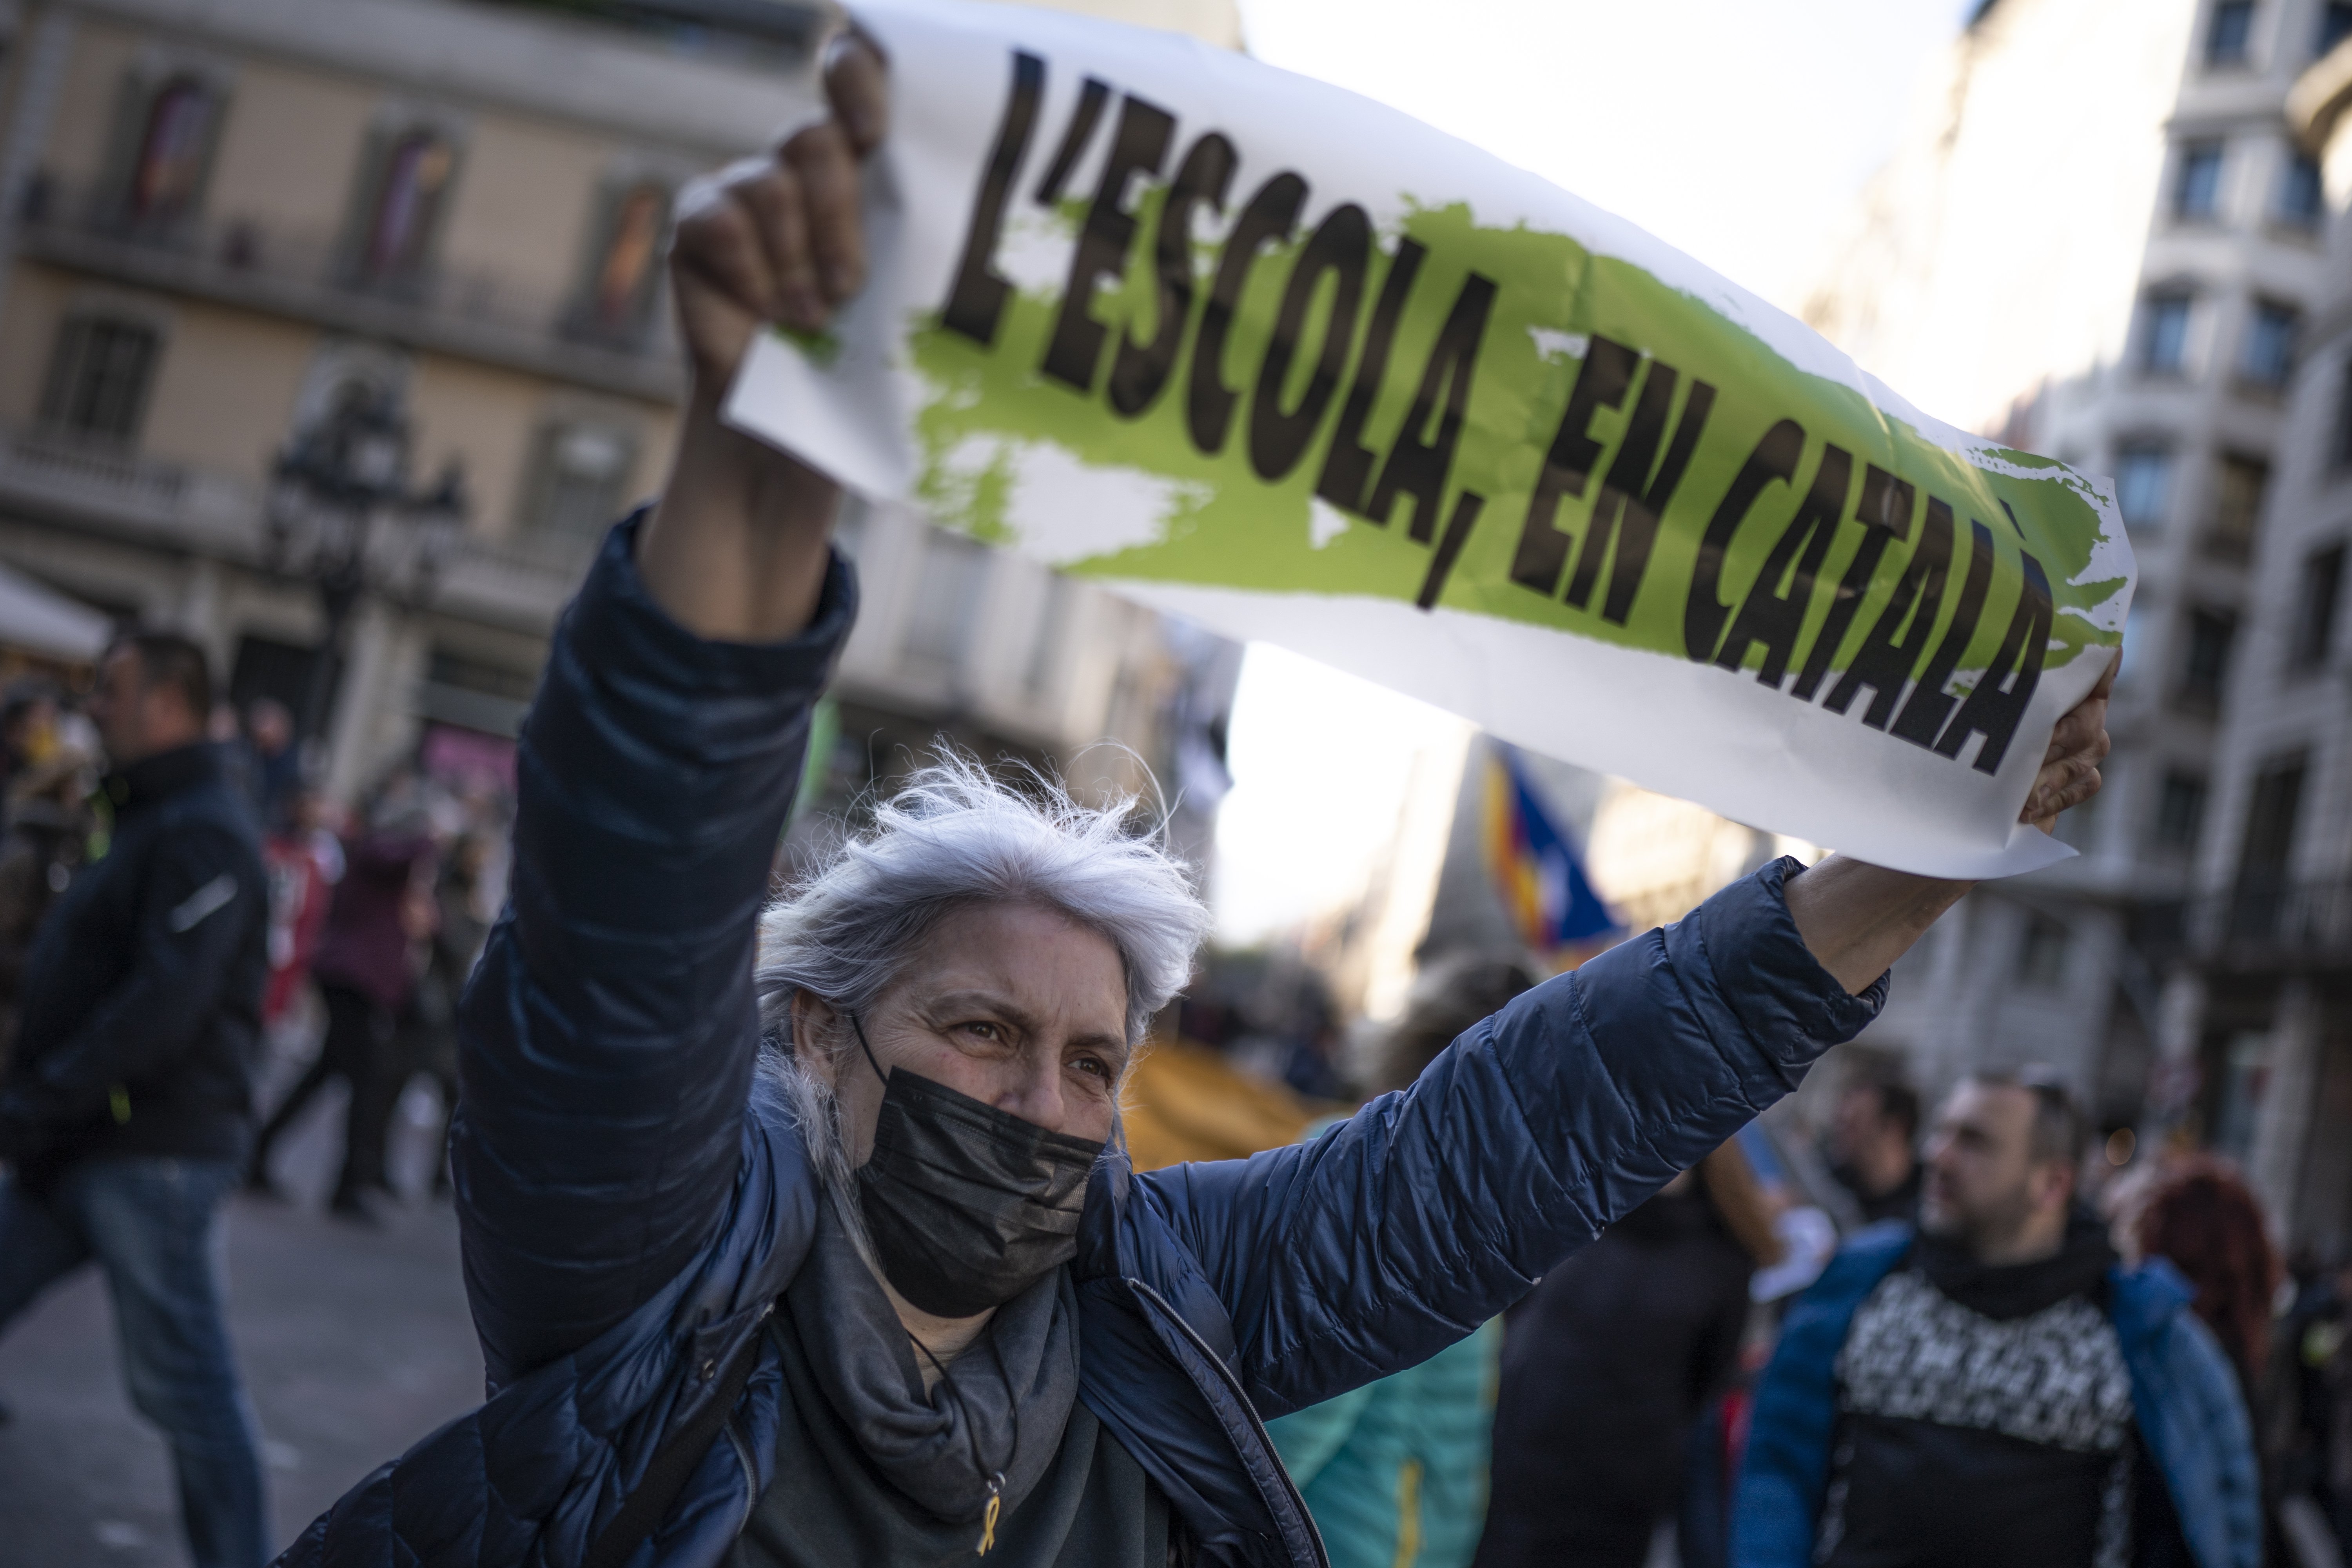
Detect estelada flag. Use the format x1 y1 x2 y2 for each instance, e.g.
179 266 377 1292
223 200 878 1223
1482 744 1617 970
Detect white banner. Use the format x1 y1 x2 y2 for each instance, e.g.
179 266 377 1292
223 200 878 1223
726 0 2133 878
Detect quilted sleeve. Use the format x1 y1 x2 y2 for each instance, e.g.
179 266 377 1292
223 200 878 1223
453 511 855 1385
1136 857 1883 1419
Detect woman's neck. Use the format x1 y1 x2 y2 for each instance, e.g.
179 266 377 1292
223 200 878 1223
878 1274 995 1393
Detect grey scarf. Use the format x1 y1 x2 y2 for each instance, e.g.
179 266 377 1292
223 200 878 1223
783 1193 1080 1525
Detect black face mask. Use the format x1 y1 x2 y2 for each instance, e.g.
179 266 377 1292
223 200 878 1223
850 1016 1106 1319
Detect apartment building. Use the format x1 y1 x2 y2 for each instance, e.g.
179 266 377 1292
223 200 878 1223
1802 0 2349 1160
0 0 1233 817
2156 27 2352 1249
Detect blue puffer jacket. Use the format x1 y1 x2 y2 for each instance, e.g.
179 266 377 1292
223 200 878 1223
275 515 1883 1568
1731 1223 2262 1568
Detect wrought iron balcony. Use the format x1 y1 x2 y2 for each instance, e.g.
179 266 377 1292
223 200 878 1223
0 423 595 632
14 174 682 402
2160 874 2352 970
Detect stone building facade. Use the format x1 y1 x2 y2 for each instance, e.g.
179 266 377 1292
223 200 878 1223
2161 30 2352 1250
0 0 1236 819
1801 0 2352 1186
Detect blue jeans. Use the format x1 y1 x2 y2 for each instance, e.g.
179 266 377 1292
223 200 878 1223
0 1156 267 1568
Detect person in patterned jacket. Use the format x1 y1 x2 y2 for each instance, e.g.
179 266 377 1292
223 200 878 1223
1734 1071 2261 1568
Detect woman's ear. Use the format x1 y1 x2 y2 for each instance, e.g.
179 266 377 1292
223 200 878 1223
791 988 843 1089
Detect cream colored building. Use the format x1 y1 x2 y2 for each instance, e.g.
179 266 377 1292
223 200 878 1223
0 0 1239 814
1797 0 2349 1149
2143 30 2352 1250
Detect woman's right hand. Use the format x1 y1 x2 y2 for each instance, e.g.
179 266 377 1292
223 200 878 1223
639 32 889 642
668 32 889 399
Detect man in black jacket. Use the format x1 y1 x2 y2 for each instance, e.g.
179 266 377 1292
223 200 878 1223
0 632 271 1568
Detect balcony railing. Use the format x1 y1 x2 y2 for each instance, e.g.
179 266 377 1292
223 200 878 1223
0 423 595 630
2158 875 2352 969
15 176 682 402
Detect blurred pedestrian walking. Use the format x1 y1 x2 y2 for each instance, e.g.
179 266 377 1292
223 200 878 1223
0 740 93 1070
1736 1071 2260 1568
2131 1158 2280 1403
398 829 492 1200
0 632 271 1568
1822 1071 1922 1227
246 796 435 1221
258 787 345 1031
2129 1157 2294 1562
1474 1138 1780 1568
236 698 299 831
1267 956 1535 1568
0 679 61 805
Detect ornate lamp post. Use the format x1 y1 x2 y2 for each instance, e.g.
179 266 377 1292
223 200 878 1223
264 382 469 747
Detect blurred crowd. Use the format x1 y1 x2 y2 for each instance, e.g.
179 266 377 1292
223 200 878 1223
0 676 509 1223
0 648 2341 1568
1136 951 2348 1568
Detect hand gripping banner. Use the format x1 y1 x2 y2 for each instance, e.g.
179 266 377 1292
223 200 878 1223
726 0 2134 878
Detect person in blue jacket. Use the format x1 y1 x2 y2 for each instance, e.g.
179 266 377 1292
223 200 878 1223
1265 957 1535 1568
1732 1071 2261 1568
273 37 2117 1568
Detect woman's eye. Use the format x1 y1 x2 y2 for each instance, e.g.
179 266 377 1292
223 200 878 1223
1073 1056 1111 1081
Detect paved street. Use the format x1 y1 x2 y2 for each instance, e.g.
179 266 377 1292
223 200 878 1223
0 1078 483 1567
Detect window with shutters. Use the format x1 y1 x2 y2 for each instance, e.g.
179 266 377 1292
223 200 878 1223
525 419 638 538
2290 543 2345 671
2207 452 2268 561
38 315 162 443
2175 142 2225 221
2208 0 2254 65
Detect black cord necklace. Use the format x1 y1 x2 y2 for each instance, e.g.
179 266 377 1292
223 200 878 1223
856 1013 1018 1557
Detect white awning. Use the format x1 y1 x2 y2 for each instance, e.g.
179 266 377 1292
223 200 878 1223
0 561 111 664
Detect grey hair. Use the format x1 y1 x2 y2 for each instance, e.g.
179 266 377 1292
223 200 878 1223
754 753 1212 1172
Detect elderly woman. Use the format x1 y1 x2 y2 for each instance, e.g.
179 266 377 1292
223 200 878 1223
278 40 2112 1568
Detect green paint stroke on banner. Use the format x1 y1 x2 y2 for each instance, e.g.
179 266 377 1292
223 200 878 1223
902 192 2123 704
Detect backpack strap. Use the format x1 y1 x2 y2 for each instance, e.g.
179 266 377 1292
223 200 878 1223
583 1314 767 1568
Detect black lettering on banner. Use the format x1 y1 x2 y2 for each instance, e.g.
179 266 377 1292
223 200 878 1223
942 52 1047 347
1189 172 1309 456
1567 365 1718 624
1712 443 1854 686
1824 497 1956 728
1107 132 1237 419
1316 239 1428 513
1508 337 1639 592
1933 551 2054 775
1249 204 1371 481
1032 77 1111 206
1415 491 1488 609
1682 419 1806 661
1789 464 1914 702
1042 94 1176 392
1364 272 1501 542
1889 519 1996 746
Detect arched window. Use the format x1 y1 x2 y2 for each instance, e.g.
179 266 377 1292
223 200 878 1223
359 128 456 285
127 76 217 228
593 183 668 331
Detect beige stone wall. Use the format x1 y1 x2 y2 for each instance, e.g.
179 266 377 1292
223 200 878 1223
33 17 140 188
436 110 613 307
407 356 670 541
201 54 380 241
136 299 316 478
0 262 73 426
408 355 552 542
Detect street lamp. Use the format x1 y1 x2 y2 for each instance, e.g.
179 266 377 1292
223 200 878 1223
264 381 469 748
